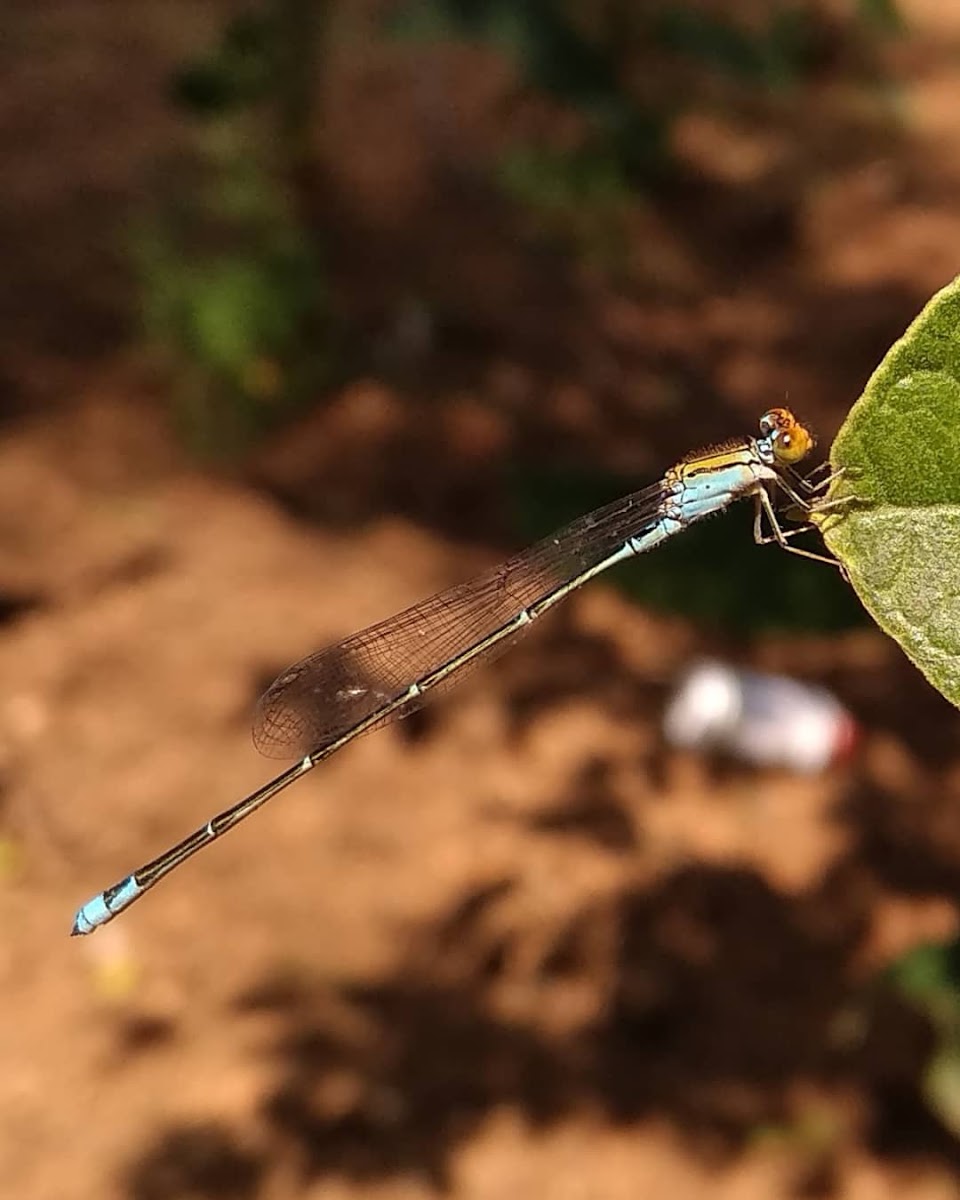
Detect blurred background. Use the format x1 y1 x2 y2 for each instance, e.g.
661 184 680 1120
6 1 960 1197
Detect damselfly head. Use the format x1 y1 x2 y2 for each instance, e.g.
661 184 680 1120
759 407 815 465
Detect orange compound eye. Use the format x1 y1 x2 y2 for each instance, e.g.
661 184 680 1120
760 407 815 465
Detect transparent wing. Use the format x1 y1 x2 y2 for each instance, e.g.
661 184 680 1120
253 478 670 758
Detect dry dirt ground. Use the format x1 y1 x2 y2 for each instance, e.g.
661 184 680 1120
7 3 960 1199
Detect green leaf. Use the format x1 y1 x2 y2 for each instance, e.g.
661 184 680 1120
823 275 960 706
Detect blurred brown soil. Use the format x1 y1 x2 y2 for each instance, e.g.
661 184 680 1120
6 3 960 1199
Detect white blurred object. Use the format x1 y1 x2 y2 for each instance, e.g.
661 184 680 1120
663 659 858 773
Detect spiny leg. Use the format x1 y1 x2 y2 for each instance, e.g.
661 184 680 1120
785 462 847 496
772 474 855 528
754 492 816 544
754 490 848 576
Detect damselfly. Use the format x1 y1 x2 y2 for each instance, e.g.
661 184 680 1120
72 407 843 935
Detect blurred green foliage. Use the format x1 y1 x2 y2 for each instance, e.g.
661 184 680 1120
135 152 326 457
134 3 329 458
857 0 904 33
888 938 960 1019
651 5 813 87
886 938 960 1136
171 11 280 116
389 0 903 241
135 0 903 458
